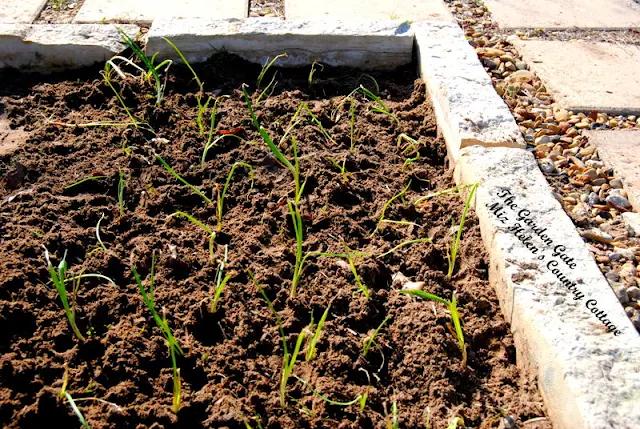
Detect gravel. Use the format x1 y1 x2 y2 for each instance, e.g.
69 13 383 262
444 0 640 332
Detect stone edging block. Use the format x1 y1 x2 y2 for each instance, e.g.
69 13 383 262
454 145 640 429
413 21 525 162
0 24 140 70
146 18 414 70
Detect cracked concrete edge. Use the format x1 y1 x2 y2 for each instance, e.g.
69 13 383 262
452 145 640 429
0 24 141 70
145 18 414 70
413 21 525 163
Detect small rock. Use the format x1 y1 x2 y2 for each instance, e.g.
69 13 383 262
586 192 600 207
392 272 408 287
554 109 569 122
628 286 640 301
609 252 623 262
610 178 623 189
506 69 535 84
606 194 631 209
613 247 635 260
584 160 604 169
614 284 629 304
538 158 556 174
622 212 640 236
606 270 621 282
583 168 598 182
620 262 637 281
515 61 527 70
580 228 614 244
476 47 505 57
402 281 425 291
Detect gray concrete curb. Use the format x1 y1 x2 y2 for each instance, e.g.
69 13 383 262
453 146 640 429
0 24 140 70
414 21 525 162
146 18 414 70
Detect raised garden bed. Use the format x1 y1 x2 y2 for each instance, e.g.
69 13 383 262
0 44 549 428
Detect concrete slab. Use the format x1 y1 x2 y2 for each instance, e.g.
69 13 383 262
510 38 640 115
454 145 640 429
74 0 248 24
0 24 140 70
414 21 524 162
583 130 640 212
147 18 413 70
285 0 453 21
484 0 640 29
0 0 47 24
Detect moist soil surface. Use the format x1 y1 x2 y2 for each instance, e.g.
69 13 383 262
0 54 550 429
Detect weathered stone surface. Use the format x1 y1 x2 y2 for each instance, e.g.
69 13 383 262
583 130 640 212
484 0 640 29
74 0 248 24
414 21 524 162
285 0 453 21
510 38 640 115
147 18 413 70
454 145 640 429
0 24 140 70
0 0 46 24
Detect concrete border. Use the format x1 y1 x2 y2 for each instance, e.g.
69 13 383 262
0 24 140 70
146 18 414 70
413 21 525 162
0 18 638 429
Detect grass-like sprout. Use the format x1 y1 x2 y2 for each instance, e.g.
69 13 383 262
288 201 305 298
202 134 245 166
400 289 466 366
447 183 479 279
166 211 216 261
117 170 126 217
308 61 323 86
349 99 357 151
396 135 421 170
413 183 477 206
359 85 399 124
59 368 90 429
132 254 184 413
249 271 306 408
257 54 287 90
155 153 212 205
217 162 254 232
387 401 399 429
211 245 231 313
370 180 412 237
378 237 432 258
65 175 106 189
327 157 349 182
95 214 108 253
341 244 369 298
447 417 465 429
43 247 115 341
305 302 331 361
363 316 390 356
117 28 172 105
289 101 336 146
243 86 306 204
293 375 368 411
101 61 140 128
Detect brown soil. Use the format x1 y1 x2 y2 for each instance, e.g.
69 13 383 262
0 54 550 429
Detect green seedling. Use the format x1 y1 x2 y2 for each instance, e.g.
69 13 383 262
65 175 106 189
202 133 243 167
166 211 216 261
327 157 349 182
243 86 306 204
117 170 127 217
447 417 465 429
95 214 108 253
305 302 331 361
249 271 305 408
349 99 357 151
59 368 90 429
363 316 390 356
288 201 305 297
400 289 466 366
43 246 115 341
447 182 479 279
296 102 336 146
359 85 399 124
211 245 231 313
378 237 432 258
132 254 184 413
101 61 140 128
155 153 212 205
293 375 368 411
397 133 420 155
216 162 254 232
370 180 412 237
413 183 477 206
308 61 323 86
163 38 212 135
387 401 399 429
255 54 288 105
116 28 172 105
